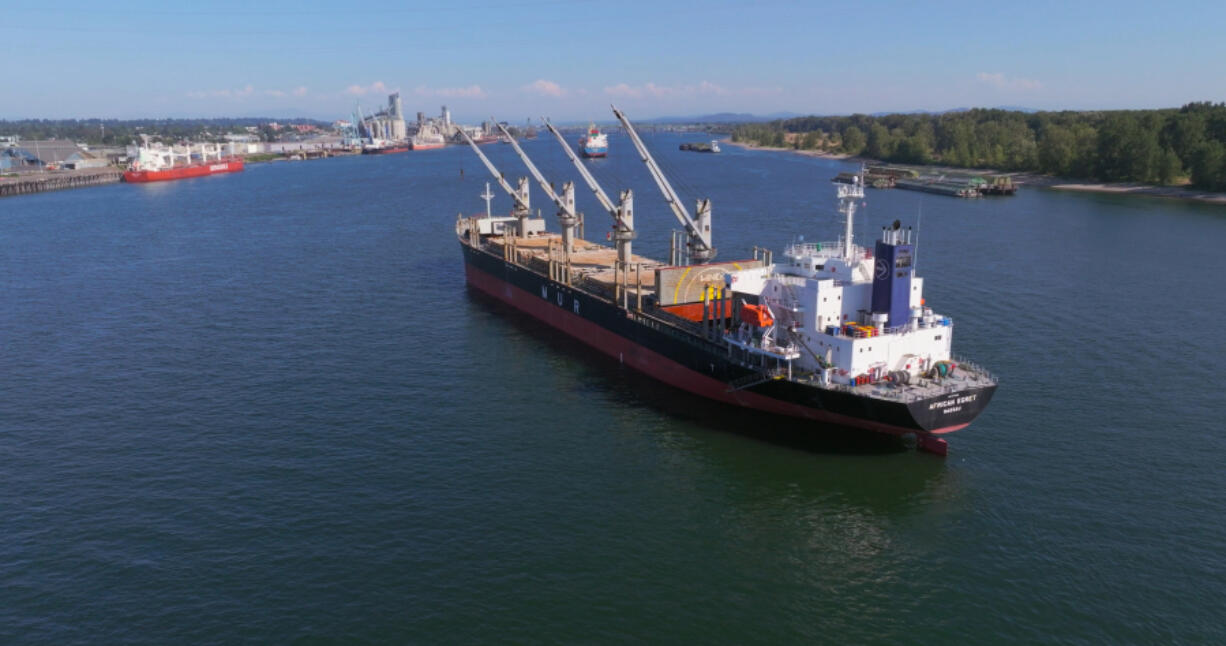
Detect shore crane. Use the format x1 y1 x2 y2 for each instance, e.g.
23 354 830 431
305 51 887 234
542 118 636 266
456 128 533 236
612 105 716 264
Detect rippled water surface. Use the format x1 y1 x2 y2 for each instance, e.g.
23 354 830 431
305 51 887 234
3 135 1224 644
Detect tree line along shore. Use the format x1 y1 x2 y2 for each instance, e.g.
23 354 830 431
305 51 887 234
731 102 1226 193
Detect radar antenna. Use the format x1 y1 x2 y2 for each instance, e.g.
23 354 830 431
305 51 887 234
837 167 866 260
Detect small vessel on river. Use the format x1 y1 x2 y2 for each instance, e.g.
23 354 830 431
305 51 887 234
578 123 608 157
680 140 721 153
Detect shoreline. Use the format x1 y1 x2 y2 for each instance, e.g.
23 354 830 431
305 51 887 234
723 138 1226 206
720 138 854 161
0 149 358 199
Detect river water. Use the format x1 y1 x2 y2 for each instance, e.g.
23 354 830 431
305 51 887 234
2 134 1224 644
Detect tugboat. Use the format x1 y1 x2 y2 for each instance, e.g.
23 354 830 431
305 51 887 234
455 109 996 455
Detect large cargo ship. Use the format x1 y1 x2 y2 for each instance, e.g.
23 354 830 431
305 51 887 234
578 123 608 157
456 111 995 455
362 139 409 155
410 127 446 151
123 144 243 183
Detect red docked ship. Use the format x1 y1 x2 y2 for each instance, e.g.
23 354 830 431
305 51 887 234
123 144 244 183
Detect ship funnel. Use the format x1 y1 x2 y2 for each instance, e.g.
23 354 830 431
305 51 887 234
872 222 916 328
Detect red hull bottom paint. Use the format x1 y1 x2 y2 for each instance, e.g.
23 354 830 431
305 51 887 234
464 261 964 442
123 159 244 183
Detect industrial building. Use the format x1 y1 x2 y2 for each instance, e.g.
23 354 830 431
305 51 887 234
2 139 111 170
359 92 407 142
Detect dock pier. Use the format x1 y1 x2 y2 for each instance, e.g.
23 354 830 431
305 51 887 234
0 168 123 198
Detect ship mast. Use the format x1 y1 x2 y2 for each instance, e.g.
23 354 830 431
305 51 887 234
542 118 635 265
456 127 532 235
611 105 715 263
481 182 494 218
493 121 580 255
837 168 865 260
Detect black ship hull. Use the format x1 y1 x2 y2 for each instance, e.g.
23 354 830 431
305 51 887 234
461 239 995 452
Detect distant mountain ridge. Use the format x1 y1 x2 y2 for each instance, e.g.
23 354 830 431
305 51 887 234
645 112 803 124
870 106 1038 116
638 107 1039 124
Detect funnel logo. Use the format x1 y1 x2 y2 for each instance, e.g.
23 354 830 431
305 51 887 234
875 258 889 280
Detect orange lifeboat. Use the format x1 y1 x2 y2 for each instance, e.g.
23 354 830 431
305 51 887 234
739 303 774 327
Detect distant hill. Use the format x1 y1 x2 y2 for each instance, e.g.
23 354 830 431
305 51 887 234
646 112 802 124
869 106 1038 117
643 107 1040 123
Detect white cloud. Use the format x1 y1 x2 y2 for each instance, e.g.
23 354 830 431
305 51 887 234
185 84 255 100
292 86 308 97
603 80 780 99
523 79 566 97
414 84 487 99
976 72 1042 91
265 89 286 97
604 83 642 99
345 81 390 96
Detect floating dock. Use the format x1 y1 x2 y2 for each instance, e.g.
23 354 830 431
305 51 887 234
835 165 1017 198
895 178 982 198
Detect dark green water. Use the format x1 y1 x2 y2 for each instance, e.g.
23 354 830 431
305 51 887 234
2 135 1224 644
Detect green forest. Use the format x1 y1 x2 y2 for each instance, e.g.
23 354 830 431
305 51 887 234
731 102 1226 191
1 118 329 146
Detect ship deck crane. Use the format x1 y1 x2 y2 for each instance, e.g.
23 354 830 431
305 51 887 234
542 119 635 265
611 105 715 264
456 127 533 235
493 121 580 256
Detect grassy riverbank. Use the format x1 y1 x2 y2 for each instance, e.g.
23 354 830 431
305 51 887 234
725 138 1226 205
730 103 1226 199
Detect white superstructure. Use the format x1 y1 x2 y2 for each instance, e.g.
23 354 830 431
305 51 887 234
725 173 954 387
127 143 227 172
411 125 446 149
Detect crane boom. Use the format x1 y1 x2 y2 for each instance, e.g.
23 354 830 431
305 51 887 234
355 104 370 144
544 119 616 216
493 122 565 208
493 121 580 253
456 127 529 214
611 105 714 262
543 118 636 265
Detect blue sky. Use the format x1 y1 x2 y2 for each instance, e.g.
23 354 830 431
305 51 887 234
3 0 1223 122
